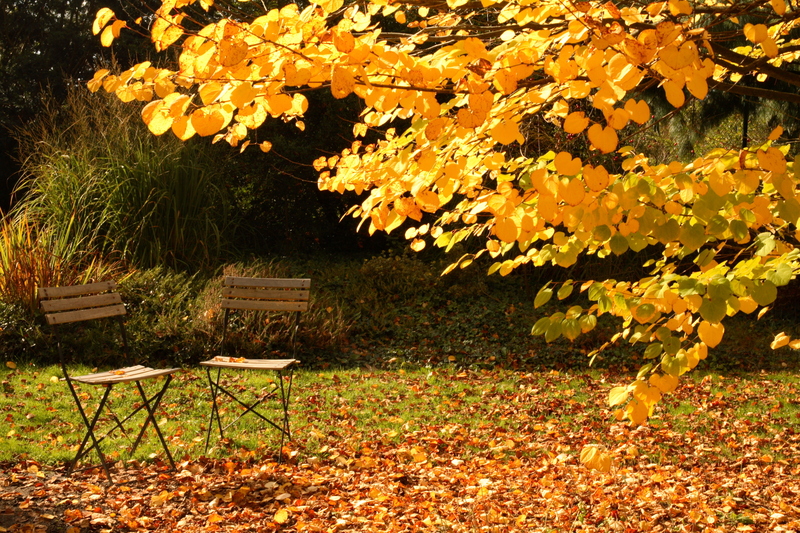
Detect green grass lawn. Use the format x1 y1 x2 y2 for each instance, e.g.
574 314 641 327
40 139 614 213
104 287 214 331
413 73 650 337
2 363 800 531
2 363 799 468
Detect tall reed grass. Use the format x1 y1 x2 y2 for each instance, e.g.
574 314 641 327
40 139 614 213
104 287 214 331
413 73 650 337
0 211 122 313
12 83 233 271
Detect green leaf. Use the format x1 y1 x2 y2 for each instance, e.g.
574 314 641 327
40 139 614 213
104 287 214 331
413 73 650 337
663 336 681 355
679 222 706 251
545 320 562 342
699 297 727 324
644 343 663 359
754 232 776 257
562 318 581 340
637 363 654 379
766 262 793 287
706 278 732 301
531 317 551 335
634 303 656 322
678 278 701 297
588 283 605 301
729 219 749 241
662 352 690 376
654 218 680 243
597 295 613 314
731 277 754 296
751 279 777 306
694 249 716 267
593 224 612 241
579 314 597 333
534 286 553 308
609 233 629 255
707 214 728 236
628 233 648 252
557 281 574 300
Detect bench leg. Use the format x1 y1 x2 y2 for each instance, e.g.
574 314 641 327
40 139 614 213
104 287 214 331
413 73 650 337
67 381 115 481
205 367 226 453
131 376 176 470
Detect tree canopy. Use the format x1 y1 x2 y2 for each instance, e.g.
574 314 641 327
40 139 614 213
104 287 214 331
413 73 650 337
90 0 800 432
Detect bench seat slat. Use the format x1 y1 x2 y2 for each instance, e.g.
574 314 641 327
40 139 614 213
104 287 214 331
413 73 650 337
200 358 298 371
73 366 180 385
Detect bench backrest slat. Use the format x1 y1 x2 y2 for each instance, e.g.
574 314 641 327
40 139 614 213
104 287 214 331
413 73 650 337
224 276 310 289
221 299 308 312
45 304 127 325
39 282 126 326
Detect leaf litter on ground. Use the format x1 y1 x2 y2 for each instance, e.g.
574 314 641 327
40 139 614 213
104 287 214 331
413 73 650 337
1 368 799 532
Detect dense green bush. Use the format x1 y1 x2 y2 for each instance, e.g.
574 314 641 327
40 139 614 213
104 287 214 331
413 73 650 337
1 255 798 372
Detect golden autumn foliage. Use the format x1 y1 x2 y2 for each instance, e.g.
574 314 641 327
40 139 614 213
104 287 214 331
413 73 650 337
91 0 800 429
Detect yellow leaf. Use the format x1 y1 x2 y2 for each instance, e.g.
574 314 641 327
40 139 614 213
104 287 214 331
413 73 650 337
410 238 426 251
199 82 222 105
580 445 612 472
191 108 225 137
561 178 585 206
743 23 768 44
260 141 273 153
425 118 448 141
757 147 786 173
457 108 484 128
686 74 708 100
490 120 523 145
100 25 116 47
583 164 610 192
563 111 589 134
668 0 692 15
587 124 618 153
171 115 196 140
5 361 16 369
624 99 650 124
697 321 724 348
93 8 115 35
771 0 787 15
219 39 248 67
495 218 519 243
334 29 355 53
649 373 678 393
230 82 259 109
608 386 629 406
554 152 582 176
331 67 356 99
659 42 698 70
142 100 173 135
316 0 345 13
607 108 630 130
663 79 685 108
768 126 784 140
771 332 791 349
626 398 649 425
761 37 779 58
739 296 758 314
